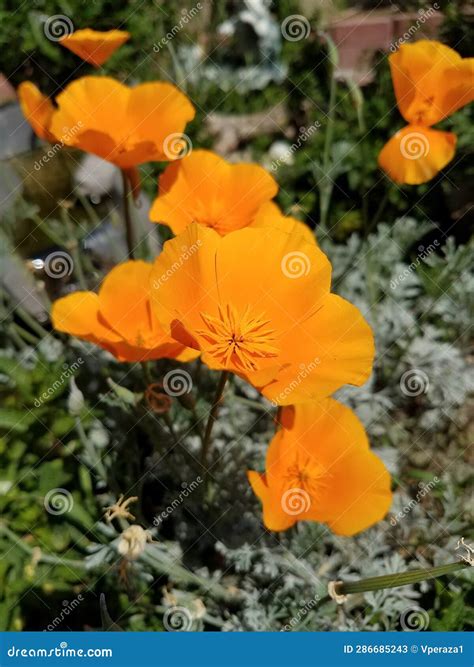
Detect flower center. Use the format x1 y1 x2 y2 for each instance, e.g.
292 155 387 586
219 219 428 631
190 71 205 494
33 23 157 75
284 460 328 499
196 304 279 372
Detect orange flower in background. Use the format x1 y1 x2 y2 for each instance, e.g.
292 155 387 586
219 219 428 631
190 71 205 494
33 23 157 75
149 224 374 404
49 76 195 168
251 201 315 245
379 40 474 184
18 82 56 142
149 149 279 235
60 28 130 67
248 398 392 535
51 260 197 363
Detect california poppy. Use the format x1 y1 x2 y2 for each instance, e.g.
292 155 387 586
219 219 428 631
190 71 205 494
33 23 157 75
149 149 279 235
18 82 56 142
379 41 474 184
52 260 197 362
149 224 374 404
60 28 130 67
49 76 195 168
248 398 392 535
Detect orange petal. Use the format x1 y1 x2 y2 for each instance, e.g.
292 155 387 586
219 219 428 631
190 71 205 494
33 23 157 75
60 29 130 67
250 201 316 245
51 291 121 344
248 399 391 535
98 260 166 349
127 82 195 163
149 224 332 376
389 40 474 125
150 150 278 235
17 82 56 142
50 76 195 167
378 124 456 185
250 293 374 405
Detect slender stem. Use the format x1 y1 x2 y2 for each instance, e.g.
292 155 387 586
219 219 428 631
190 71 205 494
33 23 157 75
121 170 135 259
319 33 338 233
200 371 229 466
0 523 85 570
333 561 470 596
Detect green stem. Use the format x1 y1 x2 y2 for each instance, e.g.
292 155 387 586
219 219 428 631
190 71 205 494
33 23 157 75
319 34 338 232
200 371 229 467
334 561 470 596
60 209 88 290
121 170 135 259
0 523 85 570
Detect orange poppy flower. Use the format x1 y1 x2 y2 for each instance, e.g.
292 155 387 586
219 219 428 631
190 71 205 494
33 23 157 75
149 224 374 404
60 29 130 67
248 398 392 535
149 149 279 235
251 201 315 245
18 82 56 142
379 41 474 184
49 76 195 168
51 260 197 362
